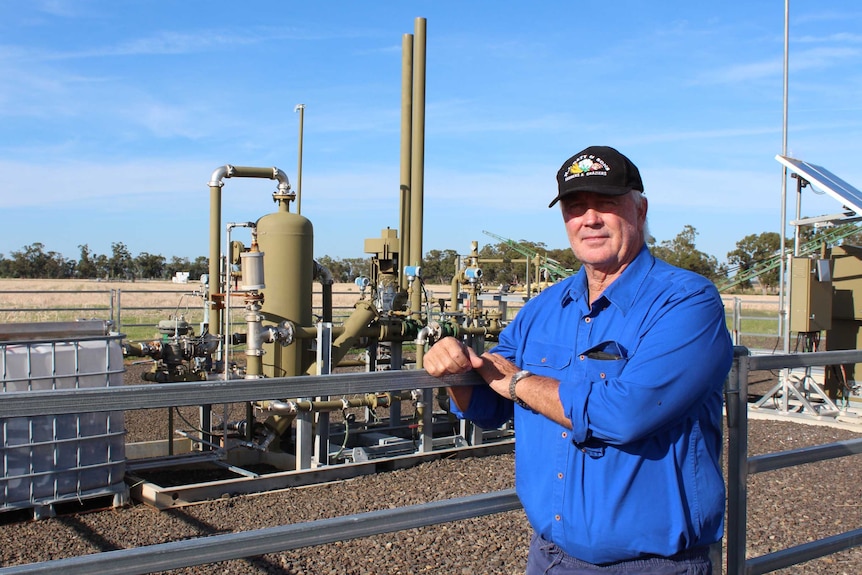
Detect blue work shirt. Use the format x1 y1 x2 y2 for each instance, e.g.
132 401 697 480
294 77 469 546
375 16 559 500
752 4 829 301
454 245 732 565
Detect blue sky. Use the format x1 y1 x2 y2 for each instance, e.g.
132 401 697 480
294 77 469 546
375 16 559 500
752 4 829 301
1 1 861 267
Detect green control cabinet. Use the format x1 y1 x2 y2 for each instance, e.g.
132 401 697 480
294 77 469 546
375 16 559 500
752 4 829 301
789 256 832 333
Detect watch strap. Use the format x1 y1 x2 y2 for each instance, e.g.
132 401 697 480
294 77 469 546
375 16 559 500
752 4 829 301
509 369 533 409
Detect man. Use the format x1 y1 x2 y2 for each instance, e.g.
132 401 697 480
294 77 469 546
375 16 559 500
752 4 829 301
424 146 732 574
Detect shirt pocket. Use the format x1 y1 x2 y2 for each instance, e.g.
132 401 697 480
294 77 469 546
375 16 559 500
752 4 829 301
579 340 628 382
521 341 572 374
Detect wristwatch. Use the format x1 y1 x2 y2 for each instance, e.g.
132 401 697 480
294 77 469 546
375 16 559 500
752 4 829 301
509 369 533 409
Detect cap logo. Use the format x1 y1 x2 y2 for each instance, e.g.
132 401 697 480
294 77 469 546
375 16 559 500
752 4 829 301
565 154 610 182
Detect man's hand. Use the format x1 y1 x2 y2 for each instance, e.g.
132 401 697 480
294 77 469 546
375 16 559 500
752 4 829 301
424 336 486 412
477 351 518 397
423 336 485 377
424 337 570 428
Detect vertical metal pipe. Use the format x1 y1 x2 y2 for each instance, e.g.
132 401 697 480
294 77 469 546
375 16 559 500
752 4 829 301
410 17 432 452
116 289 122 336
399 34 414 292
778 0 790 355
409 17 427 322
322 282 333 323
110 289 116 331
794 177 802 256
295 104 306 215
208 184 223 342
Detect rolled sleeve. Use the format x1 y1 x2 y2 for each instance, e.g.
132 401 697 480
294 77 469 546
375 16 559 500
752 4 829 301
560 377 591 444
451 381 513 429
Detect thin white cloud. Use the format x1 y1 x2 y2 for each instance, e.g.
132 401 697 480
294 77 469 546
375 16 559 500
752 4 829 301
30 0 83 18
796 32 862 44
792 45 861 69
6 24 383 63
644 167 779 212
625 125 781 145
699 58 783 84
425 100 567 135
0 159 213 208
795 10 862 26
695 45 862 85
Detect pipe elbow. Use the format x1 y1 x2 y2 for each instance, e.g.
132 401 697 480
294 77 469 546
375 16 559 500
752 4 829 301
314 260 335 285
208 165 234 188
265 400 297 415
274 167 291 194
415 324 436 346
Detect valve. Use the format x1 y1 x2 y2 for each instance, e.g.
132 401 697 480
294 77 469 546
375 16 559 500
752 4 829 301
404 265 421 281
463 267 482 283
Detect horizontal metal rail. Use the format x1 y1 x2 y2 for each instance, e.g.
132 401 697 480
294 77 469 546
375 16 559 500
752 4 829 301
0 288 369 335
0 290 114 295
746 528 862 575
749 437 862 474
0 307 111 313
748 349 862 371
0 489 522 575
726 347 862 575
0 370 481 418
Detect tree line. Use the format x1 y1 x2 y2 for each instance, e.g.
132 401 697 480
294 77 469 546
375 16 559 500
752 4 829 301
0 242 208 282
2 224 859 291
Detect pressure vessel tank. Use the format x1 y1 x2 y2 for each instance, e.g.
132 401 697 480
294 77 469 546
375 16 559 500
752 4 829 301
255 199 314 377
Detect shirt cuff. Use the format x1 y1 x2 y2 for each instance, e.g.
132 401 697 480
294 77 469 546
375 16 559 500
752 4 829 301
561 379 592 444
451 383 513 429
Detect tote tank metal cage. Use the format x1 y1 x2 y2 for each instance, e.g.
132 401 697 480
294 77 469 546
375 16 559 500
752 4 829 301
0 321 127 518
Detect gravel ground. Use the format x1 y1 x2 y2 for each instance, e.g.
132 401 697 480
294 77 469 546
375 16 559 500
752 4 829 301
2 367 862 574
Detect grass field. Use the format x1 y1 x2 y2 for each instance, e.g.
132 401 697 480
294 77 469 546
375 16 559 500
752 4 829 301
0 278 782 347
0 278 456 341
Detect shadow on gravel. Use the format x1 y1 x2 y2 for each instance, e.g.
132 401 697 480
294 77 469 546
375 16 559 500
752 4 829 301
57 514 124 553
163 507 287 574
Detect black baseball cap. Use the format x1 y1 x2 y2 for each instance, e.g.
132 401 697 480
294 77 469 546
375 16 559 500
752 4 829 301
549 145 644 208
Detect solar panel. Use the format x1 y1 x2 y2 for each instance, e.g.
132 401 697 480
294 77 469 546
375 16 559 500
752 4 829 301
776 154 862 215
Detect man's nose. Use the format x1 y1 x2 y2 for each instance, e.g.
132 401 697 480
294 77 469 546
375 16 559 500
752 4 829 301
581 207 601 225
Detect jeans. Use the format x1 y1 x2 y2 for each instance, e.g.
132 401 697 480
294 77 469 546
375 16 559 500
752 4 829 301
525 533 712 575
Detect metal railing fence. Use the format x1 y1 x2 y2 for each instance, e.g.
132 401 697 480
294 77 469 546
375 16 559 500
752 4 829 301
0 368 504 575
2 289 783 345
724 297 782 351
0 489 521 575
2 342 861 573
0 287 377 335
0 289 114 323
726 347 862 575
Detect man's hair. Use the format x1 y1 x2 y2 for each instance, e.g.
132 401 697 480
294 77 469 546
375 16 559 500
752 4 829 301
630 190 654 244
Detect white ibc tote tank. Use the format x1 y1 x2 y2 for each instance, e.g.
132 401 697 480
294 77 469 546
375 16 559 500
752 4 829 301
0 321 127 518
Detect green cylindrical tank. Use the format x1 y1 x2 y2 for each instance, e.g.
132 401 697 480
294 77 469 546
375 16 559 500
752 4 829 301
256 200 314 377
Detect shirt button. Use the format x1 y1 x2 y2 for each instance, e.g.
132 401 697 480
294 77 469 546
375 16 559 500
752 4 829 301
561 432 567 439
584 317 591 324
557 472 564 479
555 514 561 521
579 354 585 361
599 372 606 379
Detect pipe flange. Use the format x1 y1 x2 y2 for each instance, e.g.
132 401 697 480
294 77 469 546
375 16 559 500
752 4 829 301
277 321 295 346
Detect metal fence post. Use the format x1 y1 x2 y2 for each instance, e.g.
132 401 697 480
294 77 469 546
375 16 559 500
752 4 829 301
725 347 750 575
110 289 116 330
116 289 122 334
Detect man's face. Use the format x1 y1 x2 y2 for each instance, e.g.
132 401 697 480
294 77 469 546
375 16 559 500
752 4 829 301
560 191 647 275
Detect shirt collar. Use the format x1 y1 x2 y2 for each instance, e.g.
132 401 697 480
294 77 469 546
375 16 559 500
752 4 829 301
562 244 653 313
